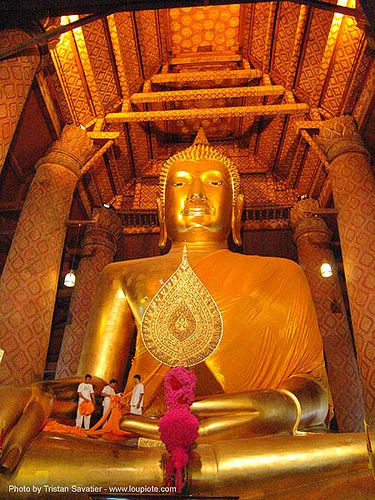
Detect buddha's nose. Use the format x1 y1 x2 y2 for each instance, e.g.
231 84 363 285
187 193 208 203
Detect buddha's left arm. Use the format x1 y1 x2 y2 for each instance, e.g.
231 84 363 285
278 376 329 430
277 259 329 429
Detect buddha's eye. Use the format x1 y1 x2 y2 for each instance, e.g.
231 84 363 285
172 181 186 187
208 181 222 186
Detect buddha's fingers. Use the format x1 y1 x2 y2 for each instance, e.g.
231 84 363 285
0 386 33 436
45 378 91 422
197 412 262 443
119 414 160 440
0 387 54 473
191 391 259 417
44 377 106 423
44 376 106 400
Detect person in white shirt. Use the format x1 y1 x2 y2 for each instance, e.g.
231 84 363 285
76 374 95 430
101 379 119 418
130 374 144 415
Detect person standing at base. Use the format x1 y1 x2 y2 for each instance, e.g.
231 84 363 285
130 375 144 415
101 379 119 418
76 374 95 430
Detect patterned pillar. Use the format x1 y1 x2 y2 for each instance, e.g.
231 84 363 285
0 125 94 385
317 115 375 422
0 29 41 172
290 198 365 431
56 207 122 379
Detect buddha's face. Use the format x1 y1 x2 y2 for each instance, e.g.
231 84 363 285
164 159 233 242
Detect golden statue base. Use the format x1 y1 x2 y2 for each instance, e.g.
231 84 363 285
1 432 374 499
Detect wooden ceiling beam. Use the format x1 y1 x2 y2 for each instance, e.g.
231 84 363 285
8 153 25 183
107 103 309 123
169 54 242 65
285 5 309 90
87 131 120 140
295 120 323 130
299 130 330 169
150 68 262 84
81 140 114 175
103 151 118 196
76 182 92 219
263 2 278 73
131 85 285 104
34 75 62 140
0 0 361 19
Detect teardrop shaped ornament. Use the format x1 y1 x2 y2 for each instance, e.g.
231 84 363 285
141 248 223 366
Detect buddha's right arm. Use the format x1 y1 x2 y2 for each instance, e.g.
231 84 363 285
0 377 104 473
0 384 53 472
77 264 136 383
0 266 135 473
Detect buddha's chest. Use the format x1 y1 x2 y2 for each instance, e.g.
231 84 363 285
124 261 181 324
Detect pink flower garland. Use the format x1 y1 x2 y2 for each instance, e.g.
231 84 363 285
159 366 199 493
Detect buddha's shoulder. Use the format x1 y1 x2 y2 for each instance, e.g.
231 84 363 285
224 251 302 275
99 254 171 277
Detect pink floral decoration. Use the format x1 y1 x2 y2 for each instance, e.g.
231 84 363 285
164 365 197 408
159 366 199 493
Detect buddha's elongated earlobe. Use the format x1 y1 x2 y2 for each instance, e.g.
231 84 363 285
157 197 168 249
231 193 244 246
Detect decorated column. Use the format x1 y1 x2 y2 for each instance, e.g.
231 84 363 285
290 198 364 431
56 207 122 379
0 29 41 173
0 125 94 385
317 115 375 422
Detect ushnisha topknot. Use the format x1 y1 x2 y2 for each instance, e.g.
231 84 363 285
159 127 241 208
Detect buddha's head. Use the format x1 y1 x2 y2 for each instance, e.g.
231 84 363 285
157 128 244 248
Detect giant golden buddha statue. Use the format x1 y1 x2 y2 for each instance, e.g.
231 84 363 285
0 130 373 498
77 128 329 441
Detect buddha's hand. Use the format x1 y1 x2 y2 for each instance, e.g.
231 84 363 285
119 379 328 443
0 376 105 473
192 378 329 442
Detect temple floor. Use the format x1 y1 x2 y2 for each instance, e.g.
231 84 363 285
1 432 375 499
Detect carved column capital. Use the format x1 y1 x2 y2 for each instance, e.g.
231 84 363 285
316 115 369 162
35 125 94 177
82 207 122 253
290 198 332 243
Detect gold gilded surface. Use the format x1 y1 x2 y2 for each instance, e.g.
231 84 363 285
138 437 165 448
160 127 240 209
1 432 374 499
141 247 223 366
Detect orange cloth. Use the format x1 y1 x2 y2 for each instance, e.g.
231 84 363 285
43 420 87 436
86 395 134 441
79 400 95 415
43 396 135 441
125 250 329 413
